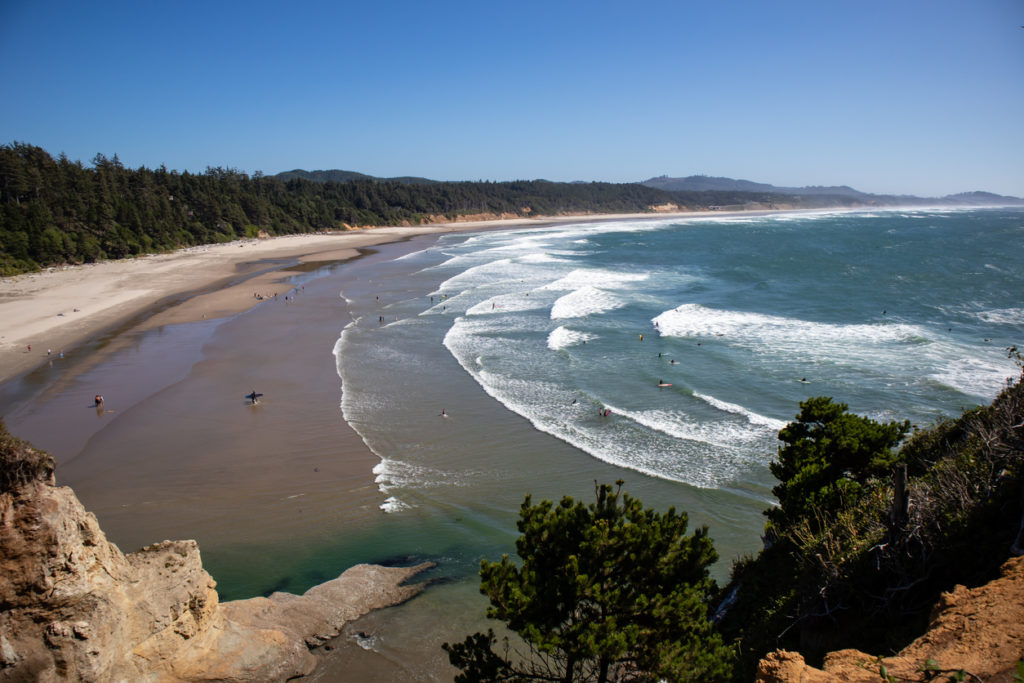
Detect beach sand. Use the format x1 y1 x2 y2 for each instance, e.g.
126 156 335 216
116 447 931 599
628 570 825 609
0 210 742 387
0 227 450 385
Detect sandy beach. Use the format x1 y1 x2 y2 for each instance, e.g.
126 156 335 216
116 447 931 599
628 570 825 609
0 212 719 386
0 225 457 385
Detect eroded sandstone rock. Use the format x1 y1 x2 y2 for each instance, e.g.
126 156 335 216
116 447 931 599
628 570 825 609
0 431 430 682
755 556 1024 682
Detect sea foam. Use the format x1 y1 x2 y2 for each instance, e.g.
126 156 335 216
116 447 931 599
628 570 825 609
550 286 626 320
694 392 788 430
547 326 596 350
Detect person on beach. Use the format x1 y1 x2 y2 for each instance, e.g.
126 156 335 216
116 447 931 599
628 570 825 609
94 395 103 407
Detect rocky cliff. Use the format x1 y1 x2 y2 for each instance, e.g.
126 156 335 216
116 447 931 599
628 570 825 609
0 424 430 682
755 556 1024 682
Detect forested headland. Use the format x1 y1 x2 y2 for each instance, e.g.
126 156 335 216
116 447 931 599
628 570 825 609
0 143 864 276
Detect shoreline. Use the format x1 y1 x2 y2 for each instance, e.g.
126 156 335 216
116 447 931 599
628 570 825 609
0 208 797 387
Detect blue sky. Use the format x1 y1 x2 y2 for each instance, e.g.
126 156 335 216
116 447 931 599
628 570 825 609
2 0 1022 197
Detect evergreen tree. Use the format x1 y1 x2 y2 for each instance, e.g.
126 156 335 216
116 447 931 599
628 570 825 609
767 397 909 534
444 482 733 682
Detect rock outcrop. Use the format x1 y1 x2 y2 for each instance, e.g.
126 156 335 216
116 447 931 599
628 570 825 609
0 425 431 681
755 556 1024 682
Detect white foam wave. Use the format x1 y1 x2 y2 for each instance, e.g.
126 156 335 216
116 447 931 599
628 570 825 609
466 294 548 316
442 326 772 488
478 237 555 254
931 356 1019 399
434 258 520 291
540 268 649 292
379 496 410 513
612 405 773 449
551 286 627 319
547 326 596 350
694 392 787 430
972 307 1024 325
654 304 926 351
519 252 570 264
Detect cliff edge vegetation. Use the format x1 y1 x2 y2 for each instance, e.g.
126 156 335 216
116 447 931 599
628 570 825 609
719 353 1024 680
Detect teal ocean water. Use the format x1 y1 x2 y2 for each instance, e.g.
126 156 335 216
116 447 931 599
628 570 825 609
340 207 1022 508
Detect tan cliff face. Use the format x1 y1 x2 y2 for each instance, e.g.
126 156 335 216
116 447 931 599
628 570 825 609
0 429 430 682
755 555 1024 683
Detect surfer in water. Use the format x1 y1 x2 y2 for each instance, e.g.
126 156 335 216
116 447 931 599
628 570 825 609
94 395 104 407
440 409 448 418
247 389 262 405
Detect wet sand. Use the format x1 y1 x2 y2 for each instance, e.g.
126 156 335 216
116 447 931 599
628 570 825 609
2 258 372 583
0 228 462 386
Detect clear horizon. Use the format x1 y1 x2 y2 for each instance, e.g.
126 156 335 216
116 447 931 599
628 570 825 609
2 1 1022 198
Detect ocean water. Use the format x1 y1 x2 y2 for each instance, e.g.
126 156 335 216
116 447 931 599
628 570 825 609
339 207 1022 511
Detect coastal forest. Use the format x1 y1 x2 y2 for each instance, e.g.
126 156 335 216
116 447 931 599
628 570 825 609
0 143 854 276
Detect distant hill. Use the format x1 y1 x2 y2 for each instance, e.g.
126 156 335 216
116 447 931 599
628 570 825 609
939 190 1024 205
641 175 1023 205
277 170 1022 206
275 169 437 185
641 175 870 198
